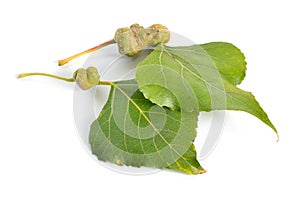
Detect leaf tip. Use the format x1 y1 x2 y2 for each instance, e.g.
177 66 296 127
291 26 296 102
270 124 279 142
275 132 279 142
190 166 207 175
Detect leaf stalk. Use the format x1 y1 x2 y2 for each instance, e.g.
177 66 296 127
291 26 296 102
17 72 115 87
57 39 116 66
17 72 75 82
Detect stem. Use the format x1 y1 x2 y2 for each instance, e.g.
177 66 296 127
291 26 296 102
58 39 116 66
18 72 115 87
18 72 75 82
99 81 115 86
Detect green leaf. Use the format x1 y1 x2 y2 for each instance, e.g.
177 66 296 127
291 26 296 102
89 80 205 174
136 43 277 133
200 42 246 85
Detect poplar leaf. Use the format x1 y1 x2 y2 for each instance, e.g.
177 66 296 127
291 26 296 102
136 43 277 133
89 80 205 174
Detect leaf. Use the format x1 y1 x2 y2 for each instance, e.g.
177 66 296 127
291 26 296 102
200 42 246 85
89 79 205 174
136 43 277 133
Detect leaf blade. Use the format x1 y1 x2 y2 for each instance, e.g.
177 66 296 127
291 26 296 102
136 44 277 133
89 80 205 174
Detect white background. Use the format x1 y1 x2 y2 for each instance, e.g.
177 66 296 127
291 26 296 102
1 0 299 200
